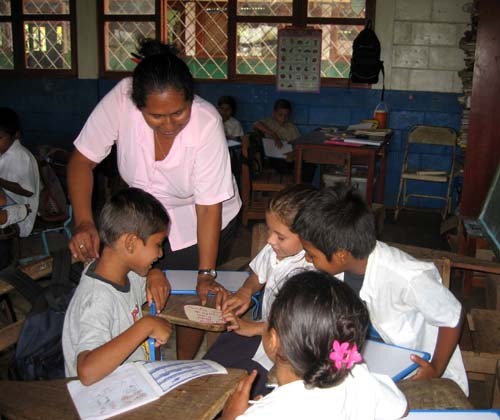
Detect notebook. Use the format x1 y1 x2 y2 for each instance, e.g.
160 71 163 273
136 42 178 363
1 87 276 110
67 360 227 420
262 137 293 159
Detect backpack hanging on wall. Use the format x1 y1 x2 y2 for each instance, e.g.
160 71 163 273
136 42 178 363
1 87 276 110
350 20 385 87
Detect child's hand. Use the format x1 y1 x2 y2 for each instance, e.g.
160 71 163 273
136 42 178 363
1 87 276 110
409 354 440 381
150 316 172 346
146 269 171 312
224 312 256 337
221 370 258 420
223 288 253 316
272 136 283 149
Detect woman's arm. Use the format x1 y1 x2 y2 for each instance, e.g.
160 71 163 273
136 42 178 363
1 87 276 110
195 202 223 306
67 150 99 261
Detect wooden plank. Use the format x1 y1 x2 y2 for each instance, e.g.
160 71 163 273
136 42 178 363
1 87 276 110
0 320 24 352
0 257 53 296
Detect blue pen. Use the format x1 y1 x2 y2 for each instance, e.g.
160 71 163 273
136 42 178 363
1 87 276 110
148 301 157 361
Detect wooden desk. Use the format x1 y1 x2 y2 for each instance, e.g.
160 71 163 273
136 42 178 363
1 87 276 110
293 131 389 204
0 368 246 420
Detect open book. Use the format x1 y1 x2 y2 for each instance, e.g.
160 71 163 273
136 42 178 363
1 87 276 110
262 137 293 159
67 360 227 420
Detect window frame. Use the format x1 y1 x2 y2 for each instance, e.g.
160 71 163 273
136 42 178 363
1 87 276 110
98 0 375 87
0 0 78 77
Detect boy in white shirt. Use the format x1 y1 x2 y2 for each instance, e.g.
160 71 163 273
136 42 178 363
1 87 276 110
292 184 468 395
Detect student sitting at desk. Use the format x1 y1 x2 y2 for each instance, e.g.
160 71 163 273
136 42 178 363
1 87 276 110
62 188 172 385
0 107 40 268
221 271 408 420
218 95 244 139
292 184 469 395
253 99 300 148
204 185 316 396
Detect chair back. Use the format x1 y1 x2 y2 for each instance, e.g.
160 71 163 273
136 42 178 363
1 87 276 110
408 125 457 146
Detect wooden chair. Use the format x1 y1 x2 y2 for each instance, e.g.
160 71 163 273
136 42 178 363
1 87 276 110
240 135 293 226
395 125 457 221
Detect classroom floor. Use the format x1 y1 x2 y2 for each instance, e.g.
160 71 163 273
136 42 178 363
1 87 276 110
0 208 493 408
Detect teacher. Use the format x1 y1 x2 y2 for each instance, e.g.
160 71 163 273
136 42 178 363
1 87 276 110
67 39 241 359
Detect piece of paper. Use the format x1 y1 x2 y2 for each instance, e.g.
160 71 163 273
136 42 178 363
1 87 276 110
347 122 374 131
262 137 293 159
227 139 241 148
184 305 225 324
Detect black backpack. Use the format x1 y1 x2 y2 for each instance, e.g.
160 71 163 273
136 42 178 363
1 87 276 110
1 249 82 380
350 20 385 89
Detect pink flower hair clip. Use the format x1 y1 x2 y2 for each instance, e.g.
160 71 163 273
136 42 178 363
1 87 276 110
329 340 363 370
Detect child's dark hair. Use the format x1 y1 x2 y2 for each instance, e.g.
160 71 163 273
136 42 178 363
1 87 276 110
273 98 292 112
98 187 169 246
0 107 21 138
217 96 236 113
268 184 316 227
292 184 376 259
268 271 369 388
131 38 194 108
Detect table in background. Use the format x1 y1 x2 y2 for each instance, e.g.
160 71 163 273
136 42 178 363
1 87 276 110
293 130 390 204
0 368 246 420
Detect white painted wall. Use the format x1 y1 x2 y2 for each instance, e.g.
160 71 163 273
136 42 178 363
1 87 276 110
375 0 470 93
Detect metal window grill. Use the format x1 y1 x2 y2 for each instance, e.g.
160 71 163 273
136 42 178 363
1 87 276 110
24 20 71 69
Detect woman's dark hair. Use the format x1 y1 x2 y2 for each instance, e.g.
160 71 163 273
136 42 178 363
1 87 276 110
217 96 237 113
273 98 292 112
131 38 194 108
98 187 169 246
268 271 369 388
292 184 377 260
268 184 317 227
0 107 21 138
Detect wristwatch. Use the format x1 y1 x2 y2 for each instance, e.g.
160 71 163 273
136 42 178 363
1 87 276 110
198 268 217 278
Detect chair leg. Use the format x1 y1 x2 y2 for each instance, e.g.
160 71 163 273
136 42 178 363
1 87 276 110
41 231 50 258
395 177 405 221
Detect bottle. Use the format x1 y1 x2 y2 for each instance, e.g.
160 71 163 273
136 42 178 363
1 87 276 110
373 102 388 129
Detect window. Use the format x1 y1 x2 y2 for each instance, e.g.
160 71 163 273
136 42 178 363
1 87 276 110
99 0 374 84
0 0 77 75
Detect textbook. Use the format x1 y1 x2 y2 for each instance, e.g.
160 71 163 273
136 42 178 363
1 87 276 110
67 360 227 420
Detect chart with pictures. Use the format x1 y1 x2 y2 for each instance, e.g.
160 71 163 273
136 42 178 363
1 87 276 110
277 28 322 93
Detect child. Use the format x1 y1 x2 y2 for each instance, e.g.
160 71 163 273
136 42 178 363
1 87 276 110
0 107 40 268
204 184 316 396
292 184 469 395
62 188 172 385
221 271 408 420
217 96 244 139
253 98 300 147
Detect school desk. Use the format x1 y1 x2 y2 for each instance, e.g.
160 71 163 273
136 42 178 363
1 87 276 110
0 368 246 420
293 130 390 204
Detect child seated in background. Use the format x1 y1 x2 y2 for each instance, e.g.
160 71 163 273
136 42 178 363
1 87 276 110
204 184 316 396
221 271 408 420
0 107 40 268
253 98 300 148
62 188 172 385
217 95 244 139
292 184 468 395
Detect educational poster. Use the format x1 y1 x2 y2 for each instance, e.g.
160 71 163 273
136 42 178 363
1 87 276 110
277 27 322 93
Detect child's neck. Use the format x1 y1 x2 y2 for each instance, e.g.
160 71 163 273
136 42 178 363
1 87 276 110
345 256 368 276
275 360 301 386
93 247 130 287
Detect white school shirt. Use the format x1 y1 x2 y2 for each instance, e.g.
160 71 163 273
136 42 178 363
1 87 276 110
0 140 40 237
224 116 244 139
359 241 468 395
237 363 407 420
74 78 241 251
249 244 314 369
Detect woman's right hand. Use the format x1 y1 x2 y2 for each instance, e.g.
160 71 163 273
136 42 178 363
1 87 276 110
222 288 253 316
69 220 100 262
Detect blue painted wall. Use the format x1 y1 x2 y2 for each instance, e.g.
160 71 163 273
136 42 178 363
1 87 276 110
0 78 462 208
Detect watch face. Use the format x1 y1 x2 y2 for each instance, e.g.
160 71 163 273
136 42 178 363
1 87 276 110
199 269 217 277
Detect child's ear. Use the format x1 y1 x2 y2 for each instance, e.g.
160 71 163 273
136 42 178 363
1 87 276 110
122 233 138 254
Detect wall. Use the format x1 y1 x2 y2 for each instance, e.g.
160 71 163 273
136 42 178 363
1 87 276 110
0 0 470 208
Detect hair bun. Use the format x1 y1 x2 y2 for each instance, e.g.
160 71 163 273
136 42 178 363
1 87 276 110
137 38 178 58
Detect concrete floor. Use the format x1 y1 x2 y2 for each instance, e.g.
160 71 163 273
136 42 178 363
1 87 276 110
1 208 494 408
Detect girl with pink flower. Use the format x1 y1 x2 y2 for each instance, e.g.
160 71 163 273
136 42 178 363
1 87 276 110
221 271 408 420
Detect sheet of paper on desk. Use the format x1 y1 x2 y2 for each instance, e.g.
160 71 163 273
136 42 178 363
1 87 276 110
362 339 430 382
184 305 224 324
262 137 293 159
166 270 250 294
67 360 227 420
343 137 384 146
406 410 500 419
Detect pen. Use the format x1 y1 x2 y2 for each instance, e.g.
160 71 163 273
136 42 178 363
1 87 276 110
148 301 157 361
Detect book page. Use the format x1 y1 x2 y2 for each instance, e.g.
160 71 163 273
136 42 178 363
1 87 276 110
262 137 293 159
184 305 225 324
138 360 227 395
67 363 159 420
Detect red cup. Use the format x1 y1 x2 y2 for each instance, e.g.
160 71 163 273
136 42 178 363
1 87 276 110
373 110 387 129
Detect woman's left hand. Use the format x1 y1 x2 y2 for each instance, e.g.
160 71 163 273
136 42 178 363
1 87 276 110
196 275 229 308
146 268 171 312
220 370 258 420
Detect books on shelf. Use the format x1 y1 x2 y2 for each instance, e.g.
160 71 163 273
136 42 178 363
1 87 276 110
67 360 227 420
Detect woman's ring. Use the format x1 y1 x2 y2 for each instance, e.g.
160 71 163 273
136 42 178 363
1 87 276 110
79 244 84 249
